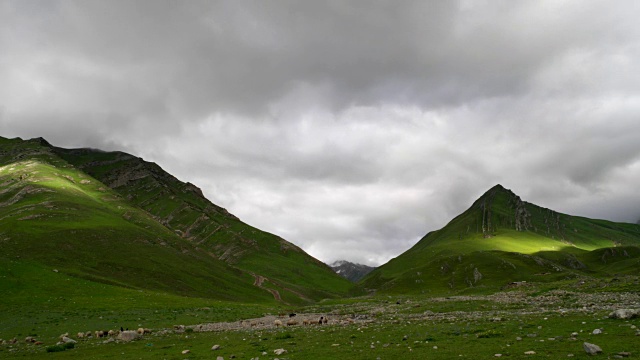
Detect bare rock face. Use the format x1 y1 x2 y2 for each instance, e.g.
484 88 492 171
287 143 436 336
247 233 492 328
583 342 603 355
514 196 532 232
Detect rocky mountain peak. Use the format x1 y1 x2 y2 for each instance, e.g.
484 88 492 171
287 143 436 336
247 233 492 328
330 260 375 282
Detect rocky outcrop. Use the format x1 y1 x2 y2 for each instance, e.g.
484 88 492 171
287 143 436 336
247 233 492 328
513 196 532 232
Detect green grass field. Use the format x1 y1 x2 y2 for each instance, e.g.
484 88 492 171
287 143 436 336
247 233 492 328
2 280 639 359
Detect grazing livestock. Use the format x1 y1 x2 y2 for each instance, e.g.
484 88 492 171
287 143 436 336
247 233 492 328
274 319 283 327
286 319 298 326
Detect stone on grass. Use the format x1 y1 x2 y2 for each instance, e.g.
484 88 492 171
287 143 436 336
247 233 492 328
525 351 536 355
61 337 77 344
609 309 640 320
117 331 139 342
274 348 287 355
592 329 602 335
583 342 602 355
211 344 221 350
181 349 190 354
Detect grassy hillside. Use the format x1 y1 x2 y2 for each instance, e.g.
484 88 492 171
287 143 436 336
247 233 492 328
361 185 640 294
0 136 354 308
51 144 355 302
0 137 275 302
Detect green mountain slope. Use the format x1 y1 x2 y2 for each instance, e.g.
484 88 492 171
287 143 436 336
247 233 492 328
0 136 354 306
0 137 275 303
361 184 640 295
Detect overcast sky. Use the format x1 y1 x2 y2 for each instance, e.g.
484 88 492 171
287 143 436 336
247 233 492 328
2 1 640 266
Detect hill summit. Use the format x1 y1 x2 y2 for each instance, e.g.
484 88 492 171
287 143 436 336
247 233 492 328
361 184 640 295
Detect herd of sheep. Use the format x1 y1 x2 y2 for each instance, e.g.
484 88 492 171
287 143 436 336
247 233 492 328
1 314 359 348
274 315 335 327
74 327 151 340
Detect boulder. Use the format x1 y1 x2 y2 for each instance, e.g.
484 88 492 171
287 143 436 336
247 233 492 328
583 342 603 355
117 331 139 342
274 348 287 355
609 309 640 320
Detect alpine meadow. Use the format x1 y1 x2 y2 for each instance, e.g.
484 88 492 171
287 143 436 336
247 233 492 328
1 136 639 359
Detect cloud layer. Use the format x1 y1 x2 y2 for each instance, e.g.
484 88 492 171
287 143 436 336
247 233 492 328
2 1 640 265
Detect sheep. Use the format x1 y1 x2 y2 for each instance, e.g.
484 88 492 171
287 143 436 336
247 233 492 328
107 330 115 336
318 316 324 325
84 331 92 338
289 313 296 317
302 318 310 326
95 330 104 338
274 319 283 327
59 333 69 341
144 328 152 334
77 332 84 339
25 336 35 343
137 327 145 335
323 316 329 324
286 319 298 326
250 320 258 327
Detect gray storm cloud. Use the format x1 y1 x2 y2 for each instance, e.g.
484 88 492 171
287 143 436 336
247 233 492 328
1 1 640 266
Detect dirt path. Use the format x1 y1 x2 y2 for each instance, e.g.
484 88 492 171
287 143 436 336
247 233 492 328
251 273 283 302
